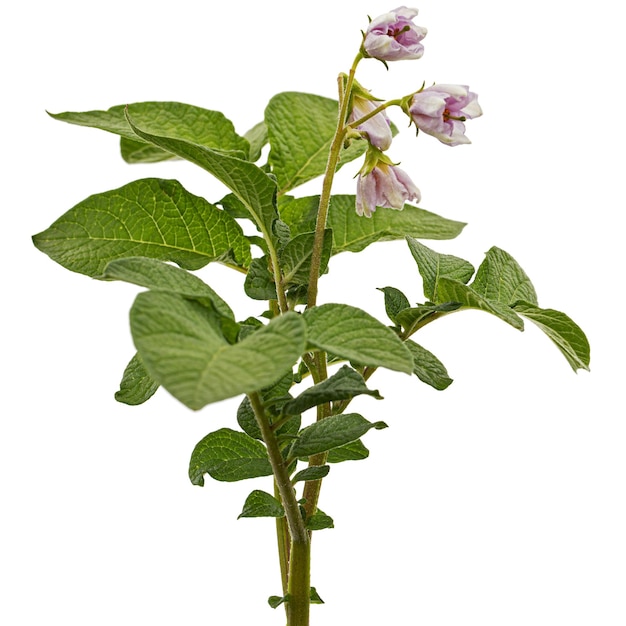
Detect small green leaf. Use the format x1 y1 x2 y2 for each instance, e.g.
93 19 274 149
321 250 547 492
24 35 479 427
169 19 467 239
114 353 159 405
265 92 367 194
279 195 466 253
189 428 272 484
326 439 370 463
306 509 334 531
405 340 453 390
472 247 538 306
436 278 525 330
49 101 250 162
32 178 252 277
244 257 277 301
279 230 332 288
130 294 306 410
396 302 461 336
103 257 234 319
268 595 287 609
282 365 382 416
378 286 411 323
244 121 269 162
238 490 285 519
310 587 325 604
406 237 475 302
304 303 413 373
513 302 591 371
289 413 387 459
292 465 330 484
237 394 301 442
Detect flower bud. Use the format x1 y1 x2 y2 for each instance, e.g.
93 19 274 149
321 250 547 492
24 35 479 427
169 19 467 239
363 7 427 62
408 84 482 146
348 94 393 151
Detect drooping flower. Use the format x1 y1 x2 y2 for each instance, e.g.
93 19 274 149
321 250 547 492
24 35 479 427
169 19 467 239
356 151 421 218
348 93 392 151
408 84 482 146
363 7 427 62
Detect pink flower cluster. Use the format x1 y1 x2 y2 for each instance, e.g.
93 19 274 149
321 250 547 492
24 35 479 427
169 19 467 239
352 7 482 217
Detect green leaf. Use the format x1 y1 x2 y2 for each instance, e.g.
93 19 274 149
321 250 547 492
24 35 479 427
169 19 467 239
32 178 251 277
49 101 250 162
114 352 159 405
282 365 382 415
279 195 466 253
471 247 538 306
125 109 279 239
130 294 307 410
279 229 332 288
244 121 268 162
378 286 411 323
310 587 325 604
237 394 301 442
289 413 387 459
238 490 285 519
306 509 334 531
326 439 370 463
396 302 461 336
268 595 287 609
292 465 330 484
304 303 413 373
265 92 367 194
406 237 475 301
244 257 277 301
102 257 234 319
189 428 272 485
405 340 453 390
513 302 591 371
436 278 525 330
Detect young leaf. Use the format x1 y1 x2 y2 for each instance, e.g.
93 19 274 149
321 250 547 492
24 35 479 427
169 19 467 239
32 178 251 277
279 229 333 288
130 294 307 410
471 247 538 306
288 413 387 459
189 428 272 485
292 465 330 484
306 509 334 531
404 340 453 390
281 365 382 416
237 395 301 442
310 587 325 604
279 195 466 253
244 121 269 162
378 286 411 323
238 490 285 519
102 257 234 319
265 92 367 194
396 302 462 336
326 439 370 463
48 101 250 162
125 109 279 240
436 278 524 330
114 353 159 405
244 257 277 301
304 303 413 374
513 302 591 371
406 237 475 301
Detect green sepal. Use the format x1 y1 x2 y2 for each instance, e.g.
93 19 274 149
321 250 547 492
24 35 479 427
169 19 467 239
189 428 272 485
238 490 285 519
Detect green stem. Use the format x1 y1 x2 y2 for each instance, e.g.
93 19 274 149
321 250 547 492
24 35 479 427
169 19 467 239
248 392 310 625
307 53 362 310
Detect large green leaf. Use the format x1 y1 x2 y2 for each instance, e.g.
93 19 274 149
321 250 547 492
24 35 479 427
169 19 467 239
130 293 307 410
304 303 414 373
471 247 538 306
103 257 234 319
189 429 272 484
289 413 387 458
406 237 475 301
32 178 251 276
49 101 250 163
282 365 382 415
279 195 466 253
265 92 368 194
513 302 590 371
125 110 279 239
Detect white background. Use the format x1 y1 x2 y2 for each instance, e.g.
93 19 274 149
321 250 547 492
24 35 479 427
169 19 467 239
2 1 623 624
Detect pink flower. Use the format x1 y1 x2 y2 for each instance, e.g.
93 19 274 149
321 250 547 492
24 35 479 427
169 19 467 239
363 7 427 62
356 161 421 218
408 84 482 146
348 95 392 151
